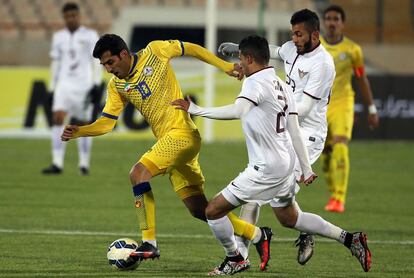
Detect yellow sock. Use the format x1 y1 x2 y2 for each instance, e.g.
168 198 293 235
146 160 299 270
133 182 156 241
321 149 334 193
331 143 350 204
227 212 257 240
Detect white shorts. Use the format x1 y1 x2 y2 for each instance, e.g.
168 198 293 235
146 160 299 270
52 82 93 121
293 132 325 180
221 166 298 209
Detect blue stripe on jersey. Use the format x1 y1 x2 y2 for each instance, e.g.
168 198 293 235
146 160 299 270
179 41 185 56
128 54 138 75
133 182 152 196
102 112 118 120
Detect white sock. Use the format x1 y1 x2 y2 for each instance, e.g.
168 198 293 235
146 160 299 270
294 211 346 244
236 202 260 258
52 125 66 168
207 216 238 256
293 201 307 236
78 136 92 168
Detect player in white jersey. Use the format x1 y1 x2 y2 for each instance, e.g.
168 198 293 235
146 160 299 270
42 2 102 175
173 36 371 275
219 9 335 265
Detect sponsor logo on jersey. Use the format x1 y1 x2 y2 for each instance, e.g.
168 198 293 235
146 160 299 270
339 52 347 60
143 66 153 76
298 69 309 79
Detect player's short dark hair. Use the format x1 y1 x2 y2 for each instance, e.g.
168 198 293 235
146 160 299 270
93 34 130 59
62 2 79 13
290 9 320 32
324 5 346 22
239 35 270 65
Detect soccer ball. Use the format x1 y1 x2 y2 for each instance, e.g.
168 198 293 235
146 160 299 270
107 238 140 270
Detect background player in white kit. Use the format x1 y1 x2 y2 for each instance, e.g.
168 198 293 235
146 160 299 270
42 2 102 175
173 36 371 275
219 9 335 265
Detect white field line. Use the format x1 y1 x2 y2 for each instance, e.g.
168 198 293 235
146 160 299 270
0 228 413 245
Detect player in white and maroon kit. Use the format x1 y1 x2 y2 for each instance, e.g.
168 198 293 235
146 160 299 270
173 36 371 275
42 2 102 175
219 9 337 265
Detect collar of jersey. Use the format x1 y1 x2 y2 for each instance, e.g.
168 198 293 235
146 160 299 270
322 35 344 46
126 53 138 80
247 66 274 78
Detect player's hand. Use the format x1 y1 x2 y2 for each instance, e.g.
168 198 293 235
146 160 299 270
226 63 244 80
171 96 192 112
367 113 379 130
300 173 318 186
218 42 239 57
61 125 79 141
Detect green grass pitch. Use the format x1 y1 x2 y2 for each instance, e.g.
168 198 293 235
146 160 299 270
0 138 413 277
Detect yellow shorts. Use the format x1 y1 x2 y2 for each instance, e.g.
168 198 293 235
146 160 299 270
139 129 205 200
326 97 354 142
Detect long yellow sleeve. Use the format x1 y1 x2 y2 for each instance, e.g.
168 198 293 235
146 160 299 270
183 42 234 72
73 116 117 138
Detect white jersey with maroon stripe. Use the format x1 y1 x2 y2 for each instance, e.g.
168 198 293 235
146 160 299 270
237 67 298 180
278 41 335 145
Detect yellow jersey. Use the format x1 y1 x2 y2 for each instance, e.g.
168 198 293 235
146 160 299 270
76 40 234 139
321 36 365 101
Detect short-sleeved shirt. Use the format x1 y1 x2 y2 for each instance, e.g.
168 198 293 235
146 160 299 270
50 26 99 87
321 36 365 101
237 67 298 179
278 41 335 140
102 40 197 138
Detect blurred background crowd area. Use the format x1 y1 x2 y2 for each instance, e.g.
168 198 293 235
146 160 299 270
0 0 413 74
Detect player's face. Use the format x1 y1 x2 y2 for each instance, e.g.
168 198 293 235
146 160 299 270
239 52 253 76
291 23 317 54
100 50 130 79
63 10 80 32
324 11 344 37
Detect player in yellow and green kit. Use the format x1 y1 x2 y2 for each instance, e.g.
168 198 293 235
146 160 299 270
61 34 271 267
321 5 379 212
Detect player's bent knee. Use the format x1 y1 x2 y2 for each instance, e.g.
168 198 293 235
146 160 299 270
205 204 219 220
129 163 152 185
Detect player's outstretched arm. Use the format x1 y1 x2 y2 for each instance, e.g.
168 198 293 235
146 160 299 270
61 116 117 141
171 96 254 120
183 42 243 80
218 42 281 60
286 114 317 185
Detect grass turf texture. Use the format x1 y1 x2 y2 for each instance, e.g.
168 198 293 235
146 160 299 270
0 139 413 277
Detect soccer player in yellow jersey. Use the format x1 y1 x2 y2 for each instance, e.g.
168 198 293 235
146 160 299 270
321 5 379 213
60 34 269 265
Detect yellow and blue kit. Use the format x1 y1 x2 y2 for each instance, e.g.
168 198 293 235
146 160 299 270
321 36 366 205
74 40 234 198
321 36 365 140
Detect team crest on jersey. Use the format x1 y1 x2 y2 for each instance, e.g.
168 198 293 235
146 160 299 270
298 69 309 79
339 52 347 60
143 66 153 76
